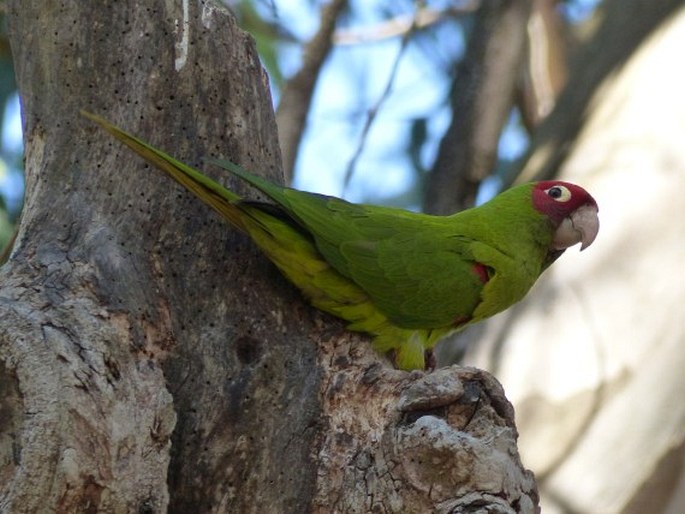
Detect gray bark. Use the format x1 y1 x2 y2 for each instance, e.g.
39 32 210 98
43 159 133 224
0 1 538 512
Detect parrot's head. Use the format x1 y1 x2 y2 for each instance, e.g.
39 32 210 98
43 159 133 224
532 181 599 251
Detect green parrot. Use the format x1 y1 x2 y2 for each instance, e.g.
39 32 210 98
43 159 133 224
82 112 599 370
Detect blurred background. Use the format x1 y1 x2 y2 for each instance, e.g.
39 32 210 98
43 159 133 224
2 0 685 511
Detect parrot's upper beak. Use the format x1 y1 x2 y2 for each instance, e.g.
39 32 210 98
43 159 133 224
552 204 599 251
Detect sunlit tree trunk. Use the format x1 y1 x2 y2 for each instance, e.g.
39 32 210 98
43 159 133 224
469 2 685 512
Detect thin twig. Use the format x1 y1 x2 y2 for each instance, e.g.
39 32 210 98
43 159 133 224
276 0 348 184
342 2 426 193
333 1 479 45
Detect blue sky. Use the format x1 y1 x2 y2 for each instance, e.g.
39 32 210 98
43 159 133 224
270 0 600 207
0 0 601 215
0 92 23 215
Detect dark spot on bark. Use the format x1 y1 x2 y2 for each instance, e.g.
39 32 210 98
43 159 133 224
400 407 447 425
78 476 104 514
360 363 383 384
460 380 482 406
104 354 120 381
137 498 156 514
333 354 351 367
235 335 262 365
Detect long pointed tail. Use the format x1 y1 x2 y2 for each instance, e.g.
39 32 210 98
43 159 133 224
81 111 247 231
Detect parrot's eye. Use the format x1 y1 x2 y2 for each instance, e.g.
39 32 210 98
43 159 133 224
546 185 571 202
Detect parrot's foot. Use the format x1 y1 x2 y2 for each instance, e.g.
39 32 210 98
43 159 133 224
424 349 436 372
387 347 436 372
375 331 429 371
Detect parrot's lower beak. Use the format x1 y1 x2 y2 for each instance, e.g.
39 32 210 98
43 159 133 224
552 204 599 251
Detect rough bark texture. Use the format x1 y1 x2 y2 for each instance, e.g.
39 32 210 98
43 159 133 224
1 1 320 511
0 1 538 512
315 335 539 513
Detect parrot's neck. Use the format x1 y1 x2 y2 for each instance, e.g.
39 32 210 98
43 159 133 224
454 193 554 274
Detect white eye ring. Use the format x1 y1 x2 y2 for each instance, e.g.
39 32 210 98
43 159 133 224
546 185 572 202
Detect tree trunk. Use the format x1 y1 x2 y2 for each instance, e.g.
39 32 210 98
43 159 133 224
0 1 538 512
468 2 685 512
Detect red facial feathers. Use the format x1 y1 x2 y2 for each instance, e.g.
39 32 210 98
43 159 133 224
531 181 598 226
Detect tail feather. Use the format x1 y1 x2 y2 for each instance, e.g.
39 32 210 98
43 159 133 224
81 111 247 231
82 112 441 371
209 158 292 209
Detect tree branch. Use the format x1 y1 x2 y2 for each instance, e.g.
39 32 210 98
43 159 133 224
341 10 418 193
511 0 685 185
423 0 531 214
332 2 479 45
517 0 569 132
276 0 348 184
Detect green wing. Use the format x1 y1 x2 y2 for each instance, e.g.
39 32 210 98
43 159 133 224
212 159 488 329
340 231 485 327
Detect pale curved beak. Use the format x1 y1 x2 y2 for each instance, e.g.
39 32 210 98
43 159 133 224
552 204 600 251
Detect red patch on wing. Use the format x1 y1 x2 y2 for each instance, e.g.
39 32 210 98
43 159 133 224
472 262 490 284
